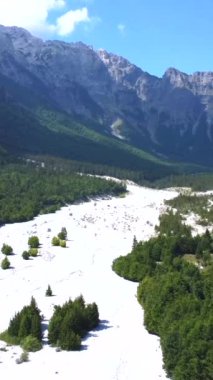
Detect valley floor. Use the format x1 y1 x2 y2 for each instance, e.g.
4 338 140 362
0 183 178 380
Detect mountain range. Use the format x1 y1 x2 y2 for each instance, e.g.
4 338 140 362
0 25 212 178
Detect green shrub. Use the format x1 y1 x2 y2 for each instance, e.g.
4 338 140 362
1 243 13 255
28 248 38 257
51 236 60 246
1 256 10 269
21 335 42 352
59 240 66 248
22 250 30 260
28 236 39 248
58 227 67 241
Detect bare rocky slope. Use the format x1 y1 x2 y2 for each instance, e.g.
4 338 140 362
0 25 212 166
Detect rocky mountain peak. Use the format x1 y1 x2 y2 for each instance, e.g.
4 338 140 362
163 67 189 88
0 25 212 166
98 48 143 87
0 25 43 53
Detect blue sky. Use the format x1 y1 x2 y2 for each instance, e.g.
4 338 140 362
0 0 212 77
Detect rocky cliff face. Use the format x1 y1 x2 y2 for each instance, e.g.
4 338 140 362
0 25 212 165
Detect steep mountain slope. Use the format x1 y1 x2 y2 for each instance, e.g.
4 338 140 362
98 51 213 164
0 25 212 168
0 76 184 181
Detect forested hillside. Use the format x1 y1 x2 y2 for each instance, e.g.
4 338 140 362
113 211 213 379
0 69 208 182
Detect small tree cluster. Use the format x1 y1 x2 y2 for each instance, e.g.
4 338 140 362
1 243 13 255
58 227 67 241
48 295 99 351
22 236 40 260
22 248 38 260
7 297 42 347
52 228 67 248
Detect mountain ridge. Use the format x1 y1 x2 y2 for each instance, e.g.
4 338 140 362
0 25 212 168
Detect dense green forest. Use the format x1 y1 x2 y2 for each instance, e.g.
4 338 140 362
113 212 213 379
0 161 126 224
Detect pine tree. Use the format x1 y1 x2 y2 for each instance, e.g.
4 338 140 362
132 235 138 250
85 303 99 330
45 285 53 297
18 314 31 339
1 256 10 269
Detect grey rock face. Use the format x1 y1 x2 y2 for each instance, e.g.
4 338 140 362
0 25 212 165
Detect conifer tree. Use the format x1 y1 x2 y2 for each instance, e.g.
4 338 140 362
132 235 138 250
45 285 53 297
1 256 10 269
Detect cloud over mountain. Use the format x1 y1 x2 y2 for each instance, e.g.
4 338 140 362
0 0 91 36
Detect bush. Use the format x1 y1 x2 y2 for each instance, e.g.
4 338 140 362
16 350 29 364
28 248 38 257
58 227 67 241
45 285 53 297
21 335 42 352
28 236 39 248
22 250 30 260
51 236 60 246
1 256 10 269
60 240 66 248
1 243 13 255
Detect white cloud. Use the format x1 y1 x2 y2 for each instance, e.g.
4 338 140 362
0 0 91 37
56 7 90 36
117 23 126 35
